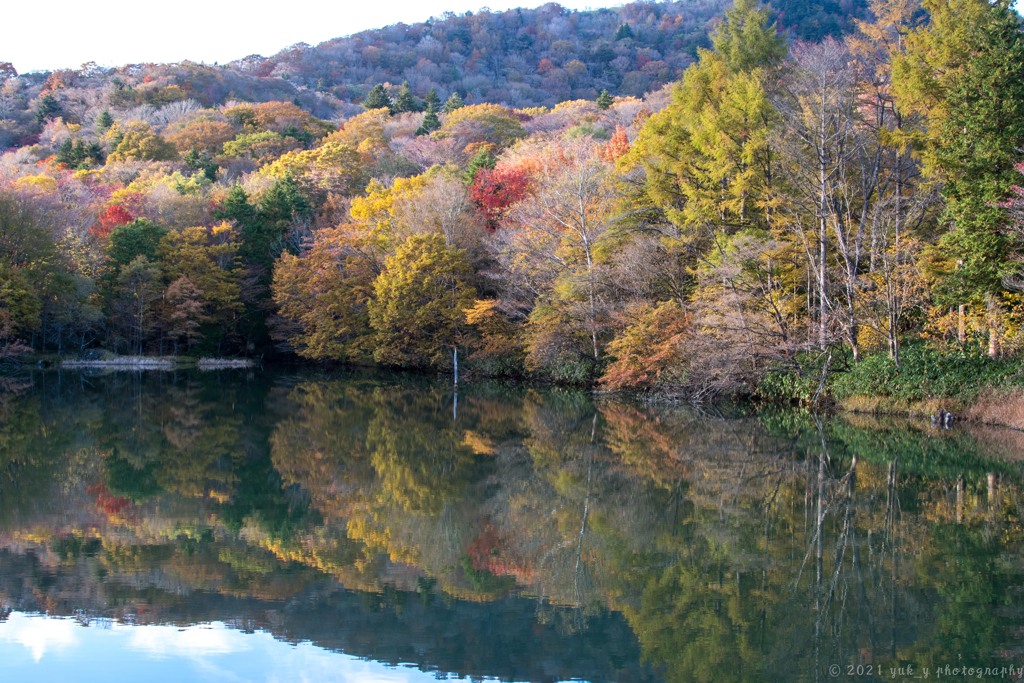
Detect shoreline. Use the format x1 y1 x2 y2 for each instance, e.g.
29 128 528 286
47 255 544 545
39 353 1024 432
57 355 255 370
836 387 1024 432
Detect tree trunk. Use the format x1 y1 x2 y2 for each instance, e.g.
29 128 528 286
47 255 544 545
958 304 966 346
819 192 828 350
987 295 1001 358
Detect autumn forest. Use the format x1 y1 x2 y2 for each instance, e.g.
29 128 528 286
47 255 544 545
3 0 1024 404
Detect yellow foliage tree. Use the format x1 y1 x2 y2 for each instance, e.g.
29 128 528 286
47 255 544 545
157 223 242 350
259 140 367 201
368 232 476 369
348 174 431 249
107 121 178 163
271 224 380 362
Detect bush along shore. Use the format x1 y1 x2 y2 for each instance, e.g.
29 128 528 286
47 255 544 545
756 343 1024 431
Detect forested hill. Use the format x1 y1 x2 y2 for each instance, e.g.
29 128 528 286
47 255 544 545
241 0 866 107
0 0 867 149
243 1 731 108
243 0 860 107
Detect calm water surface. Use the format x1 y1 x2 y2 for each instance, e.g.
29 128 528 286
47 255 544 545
0 369 1022 682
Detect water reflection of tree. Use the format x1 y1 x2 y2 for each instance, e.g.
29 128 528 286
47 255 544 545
0 391 74 524
0 373 1023 681
97 374 243 502
266 384 1024 681
762 413 1024 681
596 407 799 682
268 380 501 596
365 387 479 513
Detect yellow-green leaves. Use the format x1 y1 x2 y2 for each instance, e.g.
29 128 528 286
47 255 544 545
368 233 476 369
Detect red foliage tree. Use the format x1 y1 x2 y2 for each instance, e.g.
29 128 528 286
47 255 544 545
469 165 533 229
90 204 134 240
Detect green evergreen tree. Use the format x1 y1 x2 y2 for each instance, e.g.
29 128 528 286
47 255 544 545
34 94 62 125
215 185 268 269
464 147 497 184
95 110 114 132
393 81 419 113
55 139 105 168
423 88 441 112
55 138 76 166
107 219 168 268
614 23 635 41
443 91 466 114
282 124 313 147
216 180 310 353
416 109 441 136
363 83 393 112
711 0 787 72
596 89 614 109
216 186 259 233
893 0 1024 351
86 142 105 165
183 149 218 182
223 177 311 273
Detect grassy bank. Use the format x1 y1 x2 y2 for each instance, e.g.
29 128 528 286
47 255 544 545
759 344 1024 429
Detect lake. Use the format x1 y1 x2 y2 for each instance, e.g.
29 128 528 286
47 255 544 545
0 368 1022 682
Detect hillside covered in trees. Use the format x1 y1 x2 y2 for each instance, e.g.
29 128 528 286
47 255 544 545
0 0 867 150
247 0 866 107
3 0 1024 405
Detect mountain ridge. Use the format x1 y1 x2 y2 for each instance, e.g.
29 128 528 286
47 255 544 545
0 0 867 143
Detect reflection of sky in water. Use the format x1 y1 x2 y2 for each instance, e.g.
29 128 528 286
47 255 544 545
0 612 511 683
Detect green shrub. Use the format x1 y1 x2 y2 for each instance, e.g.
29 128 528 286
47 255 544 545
830 343 1024 403
755 350 838 404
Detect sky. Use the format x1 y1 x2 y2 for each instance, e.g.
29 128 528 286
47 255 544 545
4 0 626 74
0 613 493 682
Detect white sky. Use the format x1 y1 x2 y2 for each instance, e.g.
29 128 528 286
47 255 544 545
4 1 626 74
0 614 475 682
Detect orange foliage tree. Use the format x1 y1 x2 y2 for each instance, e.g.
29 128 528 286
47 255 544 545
91 204 134 240
600 300 690 391
272 224 381 362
